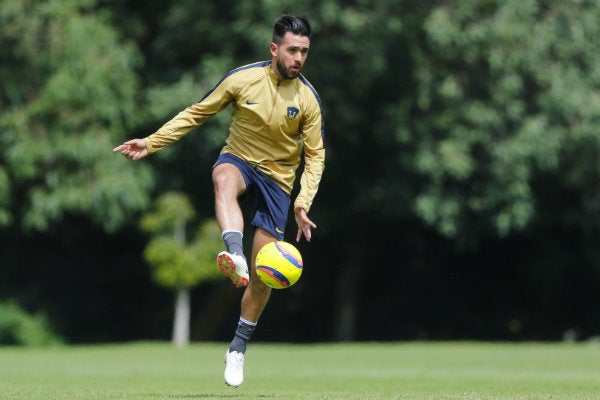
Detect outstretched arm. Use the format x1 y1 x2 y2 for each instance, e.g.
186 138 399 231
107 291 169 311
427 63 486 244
113 139 149 160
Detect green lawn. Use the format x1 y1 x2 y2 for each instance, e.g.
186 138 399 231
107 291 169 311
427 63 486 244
0 341 598 399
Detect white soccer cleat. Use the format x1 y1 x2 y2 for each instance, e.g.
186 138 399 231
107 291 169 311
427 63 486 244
224 350 245 387
217 251 249 288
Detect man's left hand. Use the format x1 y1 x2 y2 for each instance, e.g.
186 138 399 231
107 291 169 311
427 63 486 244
294 207 316 242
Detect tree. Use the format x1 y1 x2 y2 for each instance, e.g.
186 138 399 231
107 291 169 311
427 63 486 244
140 192 224 346
3 0 600 343
402 0 600 241
0 0 154 233
286 0 600 339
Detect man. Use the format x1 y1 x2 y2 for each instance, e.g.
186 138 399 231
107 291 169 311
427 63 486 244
113 14 325 387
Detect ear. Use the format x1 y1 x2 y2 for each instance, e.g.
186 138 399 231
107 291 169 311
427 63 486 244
269 42 278 57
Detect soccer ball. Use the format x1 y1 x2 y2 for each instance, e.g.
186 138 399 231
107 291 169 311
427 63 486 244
255 241 303 289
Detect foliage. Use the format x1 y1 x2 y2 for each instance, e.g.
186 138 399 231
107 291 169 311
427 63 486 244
1 0 600 343
0 301 63 346
140 192 224 289
0 0 153 232
139 191 195 236
407 0 600 239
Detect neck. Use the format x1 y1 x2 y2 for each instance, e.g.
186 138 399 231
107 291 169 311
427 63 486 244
270 61 285 80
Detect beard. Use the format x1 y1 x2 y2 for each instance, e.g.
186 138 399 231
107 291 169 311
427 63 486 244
276 58 300 80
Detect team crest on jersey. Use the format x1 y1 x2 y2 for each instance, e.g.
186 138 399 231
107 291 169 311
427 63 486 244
286 106 299 120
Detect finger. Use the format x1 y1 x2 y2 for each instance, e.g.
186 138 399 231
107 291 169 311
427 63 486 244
296 227 302 242
302 215 317 229
303 226 312 242
123 150 137 159
303 221 316 231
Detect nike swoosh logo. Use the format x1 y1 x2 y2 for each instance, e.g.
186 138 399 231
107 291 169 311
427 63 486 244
275 227 284 234
246 101 259 105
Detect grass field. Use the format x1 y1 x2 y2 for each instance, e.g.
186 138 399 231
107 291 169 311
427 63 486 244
0 341 598 399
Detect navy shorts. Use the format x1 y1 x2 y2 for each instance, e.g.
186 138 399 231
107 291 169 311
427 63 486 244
213 153 290 240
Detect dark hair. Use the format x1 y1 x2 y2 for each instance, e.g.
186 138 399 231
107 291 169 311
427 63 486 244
272 14 311 43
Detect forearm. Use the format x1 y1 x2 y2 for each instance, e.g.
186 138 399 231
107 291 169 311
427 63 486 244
294 148 325 213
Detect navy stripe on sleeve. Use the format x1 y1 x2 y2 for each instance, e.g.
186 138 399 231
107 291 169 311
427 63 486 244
298 74 325 142
198 61 271 102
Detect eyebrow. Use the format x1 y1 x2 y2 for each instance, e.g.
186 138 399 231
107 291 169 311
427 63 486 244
286 44 310 50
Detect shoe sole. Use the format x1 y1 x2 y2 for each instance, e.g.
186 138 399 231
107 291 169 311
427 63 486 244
217 253 249 288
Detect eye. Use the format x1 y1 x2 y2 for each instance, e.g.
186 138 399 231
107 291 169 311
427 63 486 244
287 47 309 56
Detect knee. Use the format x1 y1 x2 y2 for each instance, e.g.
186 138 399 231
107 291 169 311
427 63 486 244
212 166 242 197
248 277 271 297
212 169 229 193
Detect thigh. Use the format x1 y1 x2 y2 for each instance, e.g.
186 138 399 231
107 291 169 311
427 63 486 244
251 227 277 270
250 176 290 241
212 153 250 196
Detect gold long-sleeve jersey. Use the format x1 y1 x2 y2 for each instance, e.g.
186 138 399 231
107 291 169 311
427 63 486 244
144 61 325 213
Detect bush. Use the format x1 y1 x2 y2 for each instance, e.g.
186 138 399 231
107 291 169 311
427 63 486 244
0 301 63 346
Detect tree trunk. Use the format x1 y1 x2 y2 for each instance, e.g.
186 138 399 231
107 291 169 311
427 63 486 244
171 214 190 346
172 287 190 347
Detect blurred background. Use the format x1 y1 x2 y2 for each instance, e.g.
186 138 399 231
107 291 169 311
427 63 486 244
1 0 599 346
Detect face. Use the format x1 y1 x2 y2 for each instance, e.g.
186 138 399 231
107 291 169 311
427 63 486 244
270 32 310 80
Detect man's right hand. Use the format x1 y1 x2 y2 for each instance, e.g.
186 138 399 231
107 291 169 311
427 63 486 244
113 139 149 160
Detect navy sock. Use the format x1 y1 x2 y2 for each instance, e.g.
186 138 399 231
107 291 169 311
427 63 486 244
222 230 245 258
229 317 256 354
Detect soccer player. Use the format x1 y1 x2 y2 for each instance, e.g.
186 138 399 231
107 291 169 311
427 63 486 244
113 14 325 387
